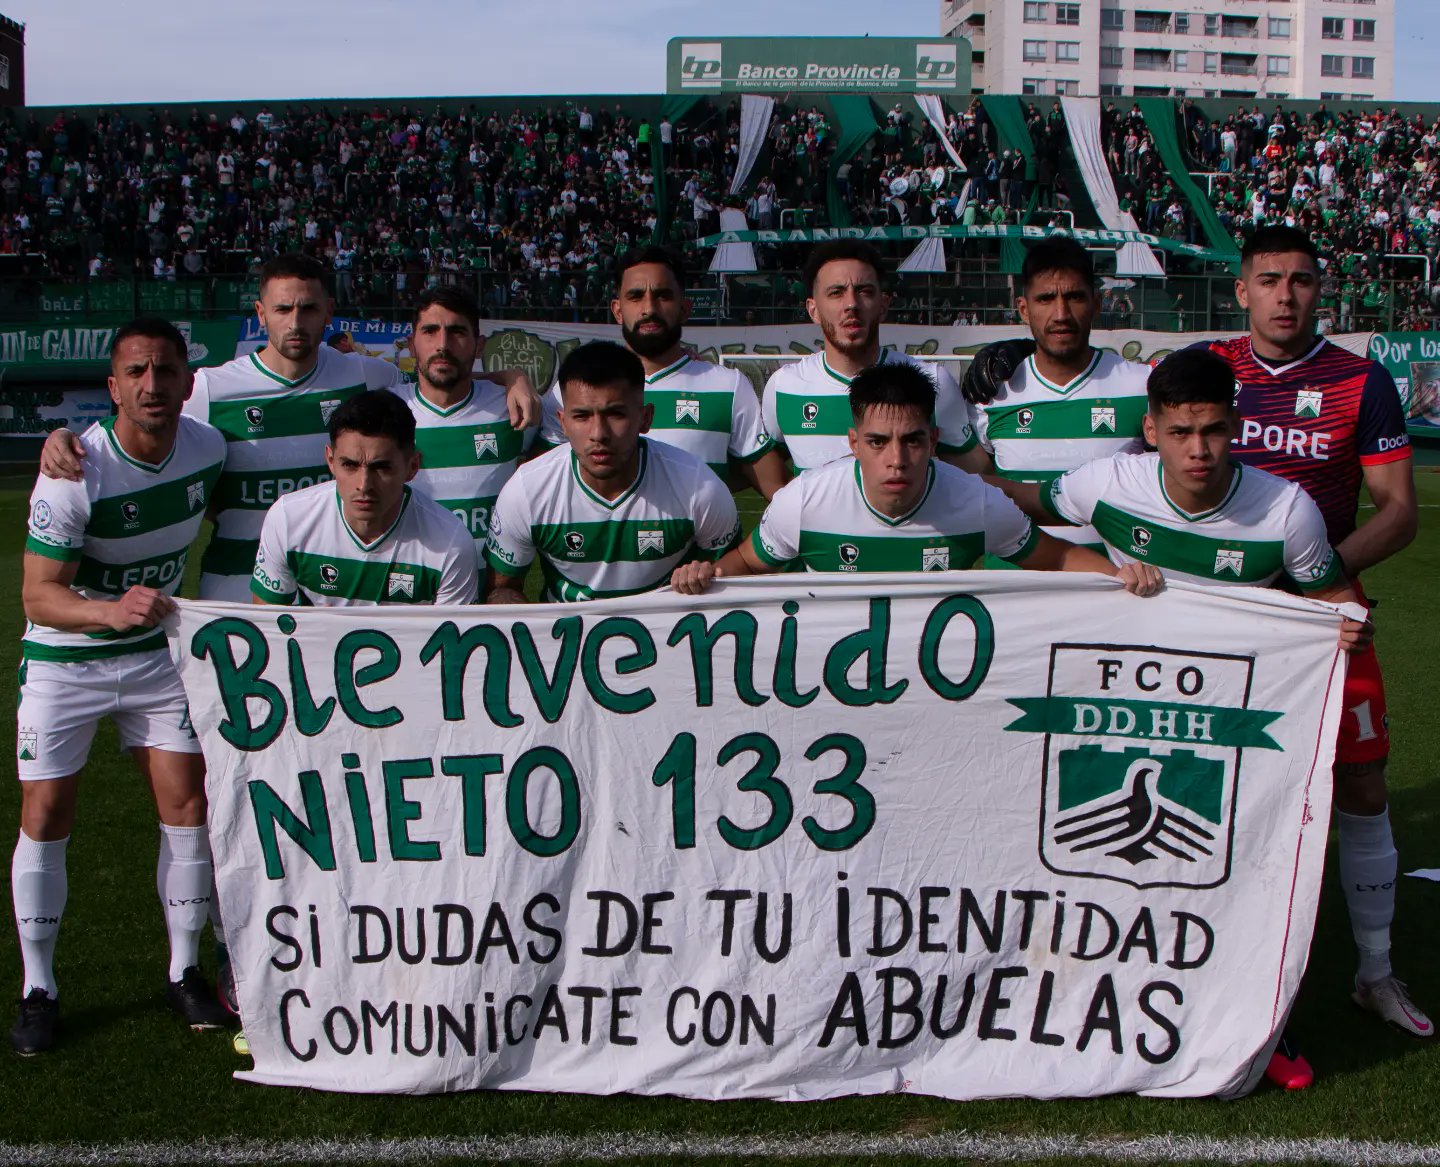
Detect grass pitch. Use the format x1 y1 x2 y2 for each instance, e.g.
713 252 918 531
1 469 1439 1164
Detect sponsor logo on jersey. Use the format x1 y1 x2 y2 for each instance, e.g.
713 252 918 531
319 563 340 588
1090 406 1117 433
30 500 52 530
1016 407 1034 434
474 432 499 459
245 406 265 432
801 402 820 429
675 398 701 424
1131 525 1152 554
386 572 415 598
838 542 860 570
1214 548 1246 577
1294 388 1323 418
922 545 950 571
319 398 342 425
565 531 585 557
121 500 140 527
637 529 666 556
1296 553 1336 584
186 480 205 510
17 729 37 763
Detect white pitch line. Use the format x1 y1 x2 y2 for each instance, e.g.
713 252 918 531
3 1133 1440 1167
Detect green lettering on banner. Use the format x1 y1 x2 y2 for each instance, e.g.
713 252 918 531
441 755 504 856
248 773 335 880
717 732 792 851
506 747 582 857
774 600 819 708
823 598 906 707
650 733 698 850
287 638 336 736
419 621 521 728
801 734 875 851
667 611 768 708
383 757 441 861
1003 696 1283 750
190 617 287 751
919 594 995 700
512 617 583 724
581 617 658 714
336 631 404 728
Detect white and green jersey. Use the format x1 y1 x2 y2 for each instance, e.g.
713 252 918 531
1045 451 1342 591
186 345 402 600
251 481 478 606
751 456 1037 573
486 439 741 602
969 348 1150 485
760 350 976 473
23 415 226 661
394 378 537 544
537 354 775 478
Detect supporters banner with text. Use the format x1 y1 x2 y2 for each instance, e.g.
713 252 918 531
169 574 1346 1099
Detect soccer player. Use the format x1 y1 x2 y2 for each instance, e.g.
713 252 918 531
486 341 740 604
536 247 788 499
396 286 536 547
13 320 229 1055
670 362 1161 594
38 253 538 600
761 240 980 474
1200 226 1426 1041
251 390 478 607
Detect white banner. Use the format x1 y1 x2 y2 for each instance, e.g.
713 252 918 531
1061 97 1166 279
170 574 1345 1099
730 94 776 197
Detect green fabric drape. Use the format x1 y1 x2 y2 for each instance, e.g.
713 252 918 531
979 95 1041 273
825 95 881 229
1135 98 1240 261
652 95 702 244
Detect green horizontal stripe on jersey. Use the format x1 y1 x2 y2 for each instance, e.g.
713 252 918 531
289 551 444 603
996 467 1065 487
1092 500 1285 583
201 536 261 577
644 389 733 435
207 383 367 442
538 563 669 604
797 530 987 573
414 421 526 470
433 495 499 538
86 462 223 537
24 535 80 562
985 396 1148 442
73 546 191 596
531 517 696 565
212 465 333 512
773 391 855 438
22 629 165 662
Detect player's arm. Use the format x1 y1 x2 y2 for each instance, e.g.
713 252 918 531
1336 365 1418 575
437 530 481 605
482 478 536 603
728 376 790 500
734 448 790 500
529 383 566 454
1015 532 1163 595
932 363 986 472
487 367 542 430
250 506 300 605
671 477 795 594
1282 490 1374 653
983 476 1051 524
38 428 86 482
23 552 175 633
944 444 994 475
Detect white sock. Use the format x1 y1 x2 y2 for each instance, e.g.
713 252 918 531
1337 807 1396 984
157 824 213 982
12 831 68 998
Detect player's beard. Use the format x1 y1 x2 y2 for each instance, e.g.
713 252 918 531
622 317 683 360
422 352 469 391
1034 326 1091 365
820 313 880 360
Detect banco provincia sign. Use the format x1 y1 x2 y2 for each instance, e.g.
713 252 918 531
668 37 971 95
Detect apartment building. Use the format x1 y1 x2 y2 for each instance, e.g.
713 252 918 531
940 0 1394 101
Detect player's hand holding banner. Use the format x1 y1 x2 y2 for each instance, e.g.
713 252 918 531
166 574 1347 1099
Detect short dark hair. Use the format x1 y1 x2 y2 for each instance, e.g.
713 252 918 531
848 360 937 423
259 252 329 295
412 285 481 332
110 318 189 367
327 389 416 449
1241 224 1319 268
1147 348 1237 412
616 246 686 291
1021 236 1097 294
557 340 644 398
803 240 887 297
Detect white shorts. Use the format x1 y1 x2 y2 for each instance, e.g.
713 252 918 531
16 650 200 781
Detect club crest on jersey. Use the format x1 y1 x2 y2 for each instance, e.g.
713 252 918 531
1295 388 1323 418
1090 406 1117 433
564 531 585 557
838 542 860 570
637 529 666 556
1130 525 1152 555
245 406 265 431
675 398 701 424
922 545 950 571
186 481 205 510
1008 645 1279 889
801 402 820 429
319 398 342 425
1214 548 1246 577
121 501 140 527
1016 407 1035 434
319 563 340 588
17 729 37 763
473 432 499 459
386 572 415 598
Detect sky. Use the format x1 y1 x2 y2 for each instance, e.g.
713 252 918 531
9 0 1438 106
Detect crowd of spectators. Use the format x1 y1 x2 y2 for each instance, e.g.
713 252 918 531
3 96 1437 330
